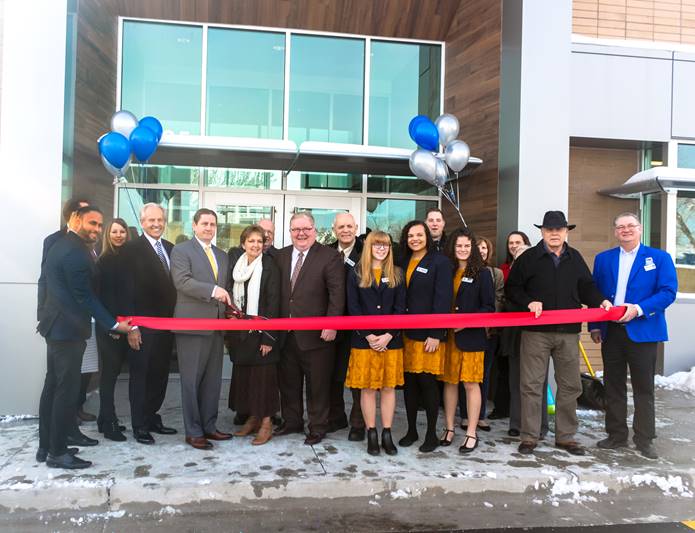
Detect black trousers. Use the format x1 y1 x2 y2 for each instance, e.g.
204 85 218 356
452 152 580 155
328 333 364 429
127 329 173 429
96 331 129 425
491 356 510 416
602 323 657 446
39 339 86 455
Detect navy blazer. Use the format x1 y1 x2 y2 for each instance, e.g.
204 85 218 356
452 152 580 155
37 231 115 341
453 268 495 351
400 252 453 341
347 267 406 349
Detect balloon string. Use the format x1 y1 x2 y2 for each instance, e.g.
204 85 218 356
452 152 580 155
439 185 466 227
119 165 140 227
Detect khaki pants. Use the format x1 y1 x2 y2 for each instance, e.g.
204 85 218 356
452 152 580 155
520 331 581 443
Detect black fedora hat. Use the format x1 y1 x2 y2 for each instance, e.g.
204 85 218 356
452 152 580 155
534 210 576 230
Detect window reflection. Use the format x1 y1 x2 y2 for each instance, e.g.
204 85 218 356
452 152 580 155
366 198 438 244
205 168 281 189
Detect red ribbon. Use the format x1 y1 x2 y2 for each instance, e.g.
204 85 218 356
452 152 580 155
121 306 625 331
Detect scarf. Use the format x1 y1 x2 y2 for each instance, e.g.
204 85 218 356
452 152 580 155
232 253 263 316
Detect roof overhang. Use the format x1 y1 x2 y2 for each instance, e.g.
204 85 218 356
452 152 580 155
149 134 482 176
599 166 695 198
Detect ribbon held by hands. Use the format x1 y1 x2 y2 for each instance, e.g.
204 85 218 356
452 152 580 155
121 306 626 332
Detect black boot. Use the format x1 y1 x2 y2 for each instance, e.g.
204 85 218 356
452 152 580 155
381 428 397 456
367 428 380 456
102 421 127 442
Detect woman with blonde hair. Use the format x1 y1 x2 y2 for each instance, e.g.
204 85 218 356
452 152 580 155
345 231 406 456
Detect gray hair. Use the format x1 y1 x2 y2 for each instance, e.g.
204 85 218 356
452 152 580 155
139 202 166 221
290 211 315 227
613 212 640 226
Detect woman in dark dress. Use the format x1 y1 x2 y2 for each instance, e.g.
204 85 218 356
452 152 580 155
226 225 281 445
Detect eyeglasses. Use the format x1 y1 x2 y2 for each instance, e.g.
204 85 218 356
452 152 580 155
615 224 640 231
372 243 391 250
290 227 314 234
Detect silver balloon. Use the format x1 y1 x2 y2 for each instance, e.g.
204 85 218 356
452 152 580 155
444 140 470 172
409 149 438 185
110 110 139 139
435 113 459 147
101 153 130 178
434 159 449 188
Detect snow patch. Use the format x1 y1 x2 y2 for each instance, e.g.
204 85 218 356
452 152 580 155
549 477 609 504
655 367 695 395
0 414 37 423
483 501 494 508
618 473 693 497
390 487 421 499
68 510 126 525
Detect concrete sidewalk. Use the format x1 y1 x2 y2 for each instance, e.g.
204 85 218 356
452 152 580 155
1 376 694 531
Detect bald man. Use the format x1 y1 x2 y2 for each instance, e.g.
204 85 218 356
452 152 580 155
257 218 279 258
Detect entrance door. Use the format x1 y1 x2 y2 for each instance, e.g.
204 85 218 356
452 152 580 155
284 195 362 246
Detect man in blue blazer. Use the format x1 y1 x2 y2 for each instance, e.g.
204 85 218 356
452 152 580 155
589 212 677 459
37 206 132 469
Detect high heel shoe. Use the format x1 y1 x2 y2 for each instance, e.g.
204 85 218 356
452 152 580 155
367 428 380 456
381 428 397 456
459 435 479 454
398 430 419 447
234 416 259 436
439 428 455 447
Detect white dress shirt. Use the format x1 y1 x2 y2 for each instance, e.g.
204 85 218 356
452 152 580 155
615 243 643 316
337 241 355 263
144 232 170 268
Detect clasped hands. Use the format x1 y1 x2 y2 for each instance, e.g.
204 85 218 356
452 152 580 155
365 333 393 352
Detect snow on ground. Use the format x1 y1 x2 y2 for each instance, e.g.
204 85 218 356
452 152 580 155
0 415 37 423
617 473 693 498
655 367 695 395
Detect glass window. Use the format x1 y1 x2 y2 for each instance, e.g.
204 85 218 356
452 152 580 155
369 41 441 148
121 22 202 135
676 191 695 293
206 29 285 138
205 168 281 189
292 207 347 245
128 165 200 185
289 35 364 145
642 193 662 249
215 204 274 252
286 171 362 192
366 197 438 244
677 144 695 168
118 188 199 244
367 174 437 195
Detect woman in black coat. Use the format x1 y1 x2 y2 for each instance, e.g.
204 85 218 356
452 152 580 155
226 225 281 445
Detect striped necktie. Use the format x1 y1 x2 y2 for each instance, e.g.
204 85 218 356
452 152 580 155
290 251 304 292
154 240 169 272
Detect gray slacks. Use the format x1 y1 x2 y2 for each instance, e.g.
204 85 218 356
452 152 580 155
509 350 549 437
175 332 224 438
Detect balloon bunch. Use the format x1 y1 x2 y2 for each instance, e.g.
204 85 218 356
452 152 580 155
408 114 470 226
98 110 164 183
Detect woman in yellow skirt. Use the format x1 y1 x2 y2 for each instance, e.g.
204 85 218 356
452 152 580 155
397 220 453 453
439 227 495 454
345 231 406 456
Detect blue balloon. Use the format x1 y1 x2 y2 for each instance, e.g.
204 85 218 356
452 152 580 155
139 116 163 141
413 120 439 151
98 132 130 169
408 115 430 142
129 125 158 162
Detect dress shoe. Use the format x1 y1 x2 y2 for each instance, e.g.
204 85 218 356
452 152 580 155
348 426 365 441
204 430 233 441
252 418 273 446
234 416 260 436
327 418 348 433
148 421 177 435
556 441 586 456
304 432 325 446
102 421 127 442
398 430 419 447
36 447 77 463
366 428 380 456
487 410 509 420
459 435 479 454
597 437 629 450
636 442 658 459
507 428 520 437
66 432 99 447
233 413 249 425
476 422 491 432
133 428 155 445
439 428 455 447
418 435 439 453
185 436 213 450
46 452 92 469
381 428 397 456
77 408 96 422
273 423 304 436
518 441 537 454
98 420 126 433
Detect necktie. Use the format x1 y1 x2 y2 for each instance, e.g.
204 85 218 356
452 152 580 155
154 240 169 272
340 250 346 263
205 245 218 281
290 252 304 292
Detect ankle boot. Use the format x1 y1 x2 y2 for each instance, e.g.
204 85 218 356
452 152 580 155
419 429 439 453
367 428 380 456
398 429 419 447
381 428 397 455
234 416 260 436
252 417 272 446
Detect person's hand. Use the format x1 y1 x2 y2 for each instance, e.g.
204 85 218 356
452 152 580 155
600 299 613 311
213 286 232 306
365 334 378 344
114 319 132 334
321 329 337 342
370 333 392 352
423 337 440 353
259 344 272 357
617 303 639 323
590 329 602 344
528 301 543 318
127 327 142 350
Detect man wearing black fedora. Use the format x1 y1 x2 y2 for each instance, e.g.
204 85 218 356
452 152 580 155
505 211 612 456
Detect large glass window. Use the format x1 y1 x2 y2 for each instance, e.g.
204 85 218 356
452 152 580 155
206 29 285 138
289 35 364 145
369 41 441 148
286 171 362 192
676 191 695 293
128 165 200 185
205 168 281 189
366 198 438 244
215 204 274 252
642 193 662 249
677 144 695 168
121 22 202 135
367 174 437 196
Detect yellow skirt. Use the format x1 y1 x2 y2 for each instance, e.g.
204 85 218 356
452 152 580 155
345 348 404 390
403 337 445 375
438 332 485 384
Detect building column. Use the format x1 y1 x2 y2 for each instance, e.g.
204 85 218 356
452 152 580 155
0 0 68 414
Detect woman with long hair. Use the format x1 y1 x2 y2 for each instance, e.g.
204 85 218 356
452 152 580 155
398 220 453 453
95 218 131 441
226 225 281 445
499 231 531 282
438 228 494 453
344 231 406 456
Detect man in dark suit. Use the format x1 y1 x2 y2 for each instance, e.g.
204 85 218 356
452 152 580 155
37 206 131 469
258 218 279 259
327 212 365 440
171 208 233 450
120 203 178 444
274 212 345 445
426 207 447 253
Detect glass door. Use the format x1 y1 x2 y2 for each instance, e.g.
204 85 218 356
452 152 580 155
283 195 362 246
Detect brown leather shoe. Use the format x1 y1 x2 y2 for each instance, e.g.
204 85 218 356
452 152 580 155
556 441 586 456
304 432 325 446
518 440 537 454
185 436 213 450
252 418 273 446
204 430 233 441
233 416 260 437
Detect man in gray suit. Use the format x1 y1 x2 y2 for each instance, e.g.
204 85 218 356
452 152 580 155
171 208 233 450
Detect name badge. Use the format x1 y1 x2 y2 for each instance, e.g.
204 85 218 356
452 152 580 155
381 277 389 283
416 266 428 274
462 277 474 284
345 258 355 267
644 257 655 271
